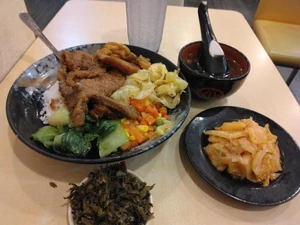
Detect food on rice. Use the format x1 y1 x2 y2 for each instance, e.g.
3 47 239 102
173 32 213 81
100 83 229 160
33 42 188 158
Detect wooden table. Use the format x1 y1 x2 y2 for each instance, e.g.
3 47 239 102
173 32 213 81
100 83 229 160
1 1 300 224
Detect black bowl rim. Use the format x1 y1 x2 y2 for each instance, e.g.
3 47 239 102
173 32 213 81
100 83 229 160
6 43 191 164
178 41 251 81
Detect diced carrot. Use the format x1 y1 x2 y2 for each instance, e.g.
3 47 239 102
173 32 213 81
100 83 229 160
154 102 162 110
144 115 156 126
148 125 154 131
163 115 170 120
130 140 139 147
159 106 167 116
122 123 130 129
120 141 132 151
128 127 147 144
130 98 146 112
148 131 156 138
134 104 145 112
139 120 148 125
130 98 146 105
144 105 159 118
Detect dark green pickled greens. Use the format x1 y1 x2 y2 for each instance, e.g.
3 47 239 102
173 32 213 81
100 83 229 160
66 164 154 225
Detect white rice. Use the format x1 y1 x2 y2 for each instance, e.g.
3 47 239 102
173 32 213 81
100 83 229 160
39 81 63 124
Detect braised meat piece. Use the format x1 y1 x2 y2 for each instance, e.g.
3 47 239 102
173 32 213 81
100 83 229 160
60 50 94 71
91 95 139 120
95 53 140 75
57 48 141 127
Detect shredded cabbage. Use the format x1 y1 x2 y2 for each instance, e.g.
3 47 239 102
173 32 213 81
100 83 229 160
111 63 188 109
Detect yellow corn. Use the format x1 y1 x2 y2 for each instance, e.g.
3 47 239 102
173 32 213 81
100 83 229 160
123 120 130 125
121 118 127 123
145 99 150 106
134 120 139 125
141 112 147 118
137 125 149 133
129 135 136 141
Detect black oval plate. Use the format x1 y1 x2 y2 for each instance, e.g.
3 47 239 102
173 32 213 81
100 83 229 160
184 106 300 206
6 43 191 164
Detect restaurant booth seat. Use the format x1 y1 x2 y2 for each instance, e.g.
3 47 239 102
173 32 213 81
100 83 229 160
252 0 300 86
0 0 35 83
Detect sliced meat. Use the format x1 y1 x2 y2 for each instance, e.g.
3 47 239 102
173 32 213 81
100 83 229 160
77 69 125 97
89 104 118 119
60 51 95 71
57 44 145 127
91 95 139 120
96 53 140 75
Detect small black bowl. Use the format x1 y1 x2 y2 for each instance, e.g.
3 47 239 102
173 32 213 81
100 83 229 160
178 41 250 100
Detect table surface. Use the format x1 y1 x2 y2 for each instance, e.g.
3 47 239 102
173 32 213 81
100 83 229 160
1 1 300 225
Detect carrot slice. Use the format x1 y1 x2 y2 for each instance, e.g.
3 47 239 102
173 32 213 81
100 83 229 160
145 115 156 126
159 106 167 116
119 141 131 151
163 115 170 120
128 127 147 144
148 131 156 138
130 140 139 147
144 105 159 118
140 120 148 125
130 98 146 112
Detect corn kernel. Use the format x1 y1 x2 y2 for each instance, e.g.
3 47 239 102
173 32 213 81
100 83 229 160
141 112 147 118
123 120 130 124
121 118 127 123
129 135 136 141
134 120 139 125
137 125 149 133
145 99 150 106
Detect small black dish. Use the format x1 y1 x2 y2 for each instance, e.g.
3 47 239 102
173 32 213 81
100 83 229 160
184 106 300 206
6 43 191 164
178 41 250 100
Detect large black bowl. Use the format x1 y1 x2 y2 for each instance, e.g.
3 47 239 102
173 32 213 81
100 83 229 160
6 43 191 164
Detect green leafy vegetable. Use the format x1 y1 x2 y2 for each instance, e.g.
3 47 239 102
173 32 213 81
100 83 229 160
57 124 70 134
48 105 70 126
84 115 117 137
32 126 60 148
53 131 98 157
97 121 129 158
33 114 124 157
